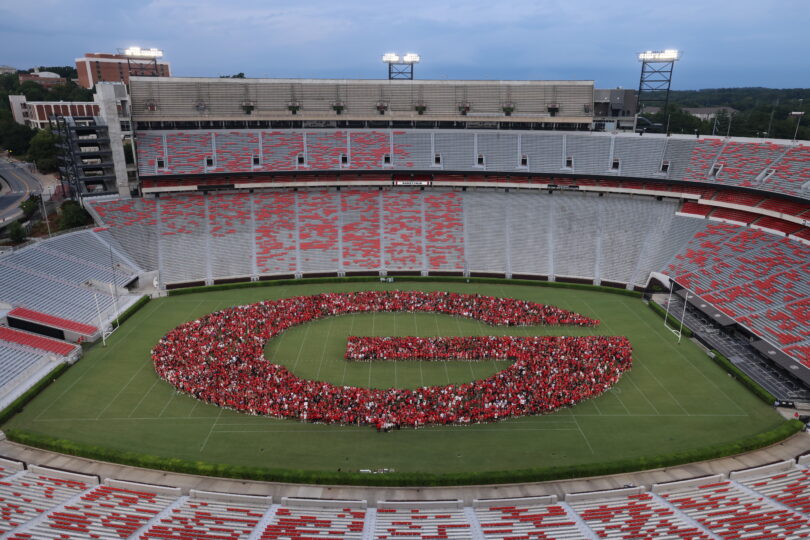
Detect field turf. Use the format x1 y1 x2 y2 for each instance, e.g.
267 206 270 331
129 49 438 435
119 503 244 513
3 281 785 477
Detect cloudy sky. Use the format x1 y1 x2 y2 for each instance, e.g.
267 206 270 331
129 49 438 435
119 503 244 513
1 0 808 89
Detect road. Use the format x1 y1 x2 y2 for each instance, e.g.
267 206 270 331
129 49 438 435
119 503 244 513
0 158 43 225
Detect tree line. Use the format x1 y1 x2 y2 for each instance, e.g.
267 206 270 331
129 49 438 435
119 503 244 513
644 87 809 140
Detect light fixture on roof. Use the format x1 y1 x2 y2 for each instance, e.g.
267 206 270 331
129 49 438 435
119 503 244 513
637 49 680 62
382 52 420 80
123 47 164 58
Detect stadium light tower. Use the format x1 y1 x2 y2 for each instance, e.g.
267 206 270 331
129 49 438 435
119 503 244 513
635 49 680 129
383 52 420 80
118 46 165 79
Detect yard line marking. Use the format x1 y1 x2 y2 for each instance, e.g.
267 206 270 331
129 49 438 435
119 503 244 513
199 408 223 452
96 297 209 420
625 300 749 415
625 373 661 416
34 300 164 421
568 410 595 454
127 378 161 418
581 297 691 416
290 321 312 372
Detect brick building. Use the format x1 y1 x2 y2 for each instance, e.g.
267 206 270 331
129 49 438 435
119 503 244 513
75 52 170 89
8 95 99 129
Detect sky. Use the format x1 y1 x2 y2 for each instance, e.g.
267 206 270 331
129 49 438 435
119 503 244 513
1 0 808 89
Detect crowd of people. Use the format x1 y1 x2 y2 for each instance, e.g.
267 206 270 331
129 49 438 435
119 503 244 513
152 291 629 429
344 335 612 362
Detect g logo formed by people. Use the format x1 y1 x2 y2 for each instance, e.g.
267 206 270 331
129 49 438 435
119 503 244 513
152 291 632 430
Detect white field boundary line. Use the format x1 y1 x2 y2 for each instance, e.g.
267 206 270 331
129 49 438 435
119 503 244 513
580 297 692 416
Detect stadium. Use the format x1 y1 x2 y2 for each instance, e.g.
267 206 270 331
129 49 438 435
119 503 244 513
1 69 810 539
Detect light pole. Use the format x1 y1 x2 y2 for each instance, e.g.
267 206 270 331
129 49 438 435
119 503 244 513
790 111 805 142
382 52 420 80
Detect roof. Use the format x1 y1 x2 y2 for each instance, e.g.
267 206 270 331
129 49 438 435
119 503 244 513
8 307 98 335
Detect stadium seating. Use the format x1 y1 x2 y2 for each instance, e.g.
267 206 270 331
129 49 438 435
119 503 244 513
259 504 366 539
383 190 423 270
298 189 340 272
667 222 810 361
165 132 212 174
85 187 810 364
0 471 92 534
18 484 175 540
0 461 807 538
0 341 52 390
474 500 585 539
341 188 382 270
253 190 298 275
740 467 810 515
568 492 712 539
374 506 472 539
136 130 810 200
142 496 269 540
661 479 809 539
771 144 810 197
424 190 465 271
0 230 139 326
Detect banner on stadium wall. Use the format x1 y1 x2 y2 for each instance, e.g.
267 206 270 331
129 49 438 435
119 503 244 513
393 180 432 186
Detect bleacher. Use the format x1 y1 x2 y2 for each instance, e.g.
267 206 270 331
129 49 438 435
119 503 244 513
374 505 472 539
0 230 140 327
0 469 93 535
141 494 269 540
474 499 585 539
660 479 809 539
85 186 810 364
18 484 175 540
136 130 810 200
259 503 366 539
667 221 810 363
568 492 712 539
0 460 808 539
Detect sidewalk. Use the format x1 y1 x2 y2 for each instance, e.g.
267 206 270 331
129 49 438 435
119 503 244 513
0 431 807 505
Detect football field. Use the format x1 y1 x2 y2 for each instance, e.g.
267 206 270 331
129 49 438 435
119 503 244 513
3 280 786 480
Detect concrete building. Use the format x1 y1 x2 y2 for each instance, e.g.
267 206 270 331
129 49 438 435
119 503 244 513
593 88 637 130
128 77 594 128
18 71 66 89
0 65 17 75
8 95 99 129
76 52 171 89
50 83 133 198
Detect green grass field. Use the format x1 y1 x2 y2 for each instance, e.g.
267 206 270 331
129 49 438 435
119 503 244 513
3 281 785 478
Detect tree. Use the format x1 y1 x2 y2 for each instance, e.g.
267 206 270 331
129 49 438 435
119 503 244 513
28 128 58 172
220 72 246 78
7 221 26 244
0 116 36 154
57 200 92 230
19 195 41 220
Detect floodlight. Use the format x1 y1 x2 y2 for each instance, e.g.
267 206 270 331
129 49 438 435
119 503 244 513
638 49 680 62
124 47 164 58
382 53 400 63
402 53 421 64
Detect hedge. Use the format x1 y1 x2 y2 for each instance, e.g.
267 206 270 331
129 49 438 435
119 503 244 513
710 349 777 405
113 295 150 326
0 363 70 425
647 300 693 338
4 420 802 486
167 275 643 298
